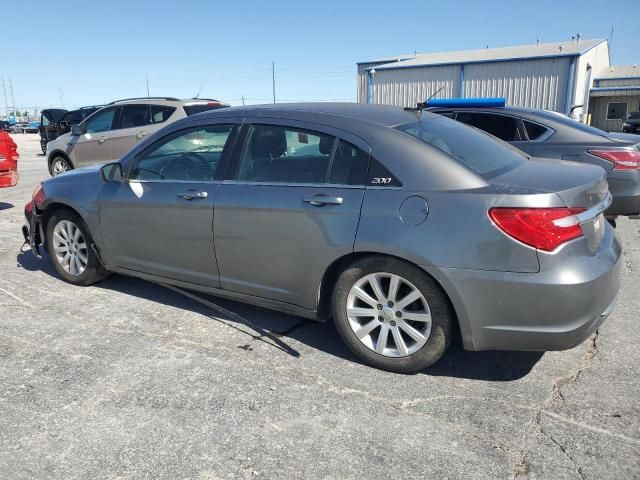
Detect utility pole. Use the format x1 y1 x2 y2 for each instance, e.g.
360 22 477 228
241 95 245 106
1 76 7 115
146 75 150 98
272 61 276 104
58 88 64 108
8 77 16 115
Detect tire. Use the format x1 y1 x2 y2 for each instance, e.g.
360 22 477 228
45 209 109 286
332 256 454 373
50 156 72 176
41 143 47 155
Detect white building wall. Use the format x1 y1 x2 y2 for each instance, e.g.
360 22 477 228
573 41 610 119
463 57 571 111
368 64 460 107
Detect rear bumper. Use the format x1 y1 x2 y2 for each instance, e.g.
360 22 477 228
607 170 640 216
433 225 622 351
0 170 18 187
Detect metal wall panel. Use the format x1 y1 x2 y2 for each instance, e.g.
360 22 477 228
463 58 571 111
588 94 640 131
368 64 460 107
596 78 640 88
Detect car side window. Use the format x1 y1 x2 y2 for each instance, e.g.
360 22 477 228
523 120 548 141
329 140 368 185
120 105 151 129
85 108 117 133
456 112 522 141
237 124 333 184
150 105 176 124
130 124 234 181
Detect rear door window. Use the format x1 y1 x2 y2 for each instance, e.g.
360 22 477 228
396 115 524 178
119 105 151 129
237 125 333 184
456 112 523 141
328 140 368 185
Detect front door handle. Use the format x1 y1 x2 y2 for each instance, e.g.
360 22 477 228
136 131 147 139
303 194 344 207
178 190 208 200
97 136 108 144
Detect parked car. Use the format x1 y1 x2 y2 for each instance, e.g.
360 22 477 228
40 106 103 155
23 103 621 372
622 111 640 134
45 97 229 176
10 122 29 134
0 120 11 131
427 99 640 221
0 130 19 187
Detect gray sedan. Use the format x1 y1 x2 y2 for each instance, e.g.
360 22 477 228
23 103 621 372
428 105 640 220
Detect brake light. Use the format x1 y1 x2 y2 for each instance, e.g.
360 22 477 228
32 183 46 209
588 149 640 170
489 207 586 251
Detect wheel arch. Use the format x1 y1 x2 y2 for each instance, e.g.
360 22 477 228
48 150 74 174
40 202 86 250
316 251 468 346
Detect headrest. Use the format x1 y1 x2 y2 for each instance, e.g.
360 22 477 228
319 136 334 155
252 127 286 159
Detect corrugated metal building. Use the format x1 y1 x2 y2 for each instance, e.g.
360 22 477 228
357 38 610 122
588 65 640 131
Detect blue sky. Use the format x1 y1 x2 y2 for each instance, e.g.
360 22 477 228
2 0 639 111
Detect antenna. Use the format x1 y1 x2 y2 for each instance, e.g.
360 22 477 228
272 60 276 104
403 86 445 114
194 85 205 99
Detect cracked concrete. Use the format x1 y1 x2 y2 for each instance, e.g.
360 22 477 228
1 135 639 479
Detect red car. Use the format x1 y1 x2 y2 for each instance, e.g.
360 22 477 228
0 130 19 187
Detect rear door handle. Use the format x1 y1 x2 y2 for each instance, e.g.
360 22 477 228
136 131 147 139
178 190 208 200
303 195 344 207
97 136 108 144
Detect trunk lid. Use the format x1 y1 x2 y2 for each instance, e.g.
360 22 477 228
491 158 610 252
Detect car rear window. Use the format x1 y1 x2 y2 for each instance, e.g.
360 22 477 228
183 103 228 116
396 115 525 179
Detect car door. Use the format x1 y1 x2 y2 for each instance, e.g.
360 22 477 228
109 104 153 160
70 106 119 167
98 122 239 287
213 120 369 310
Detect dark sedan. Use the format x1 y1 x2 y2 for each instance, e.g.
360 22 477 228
622 112 640 134
428 101 640 221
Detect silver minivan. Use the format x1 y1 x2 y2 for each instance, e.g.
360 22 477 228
45 97 229 176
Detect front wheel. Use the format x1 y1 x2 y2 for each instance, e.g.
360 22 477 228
332 257 454 373
50 156 72 176
45 209 108 285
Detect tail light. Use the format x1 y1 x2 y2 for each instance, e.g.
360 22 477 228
588 149 640 170
489 207 586 252
32 183 46 209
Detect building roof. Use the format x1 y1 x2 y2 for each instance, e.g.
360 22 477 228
368 38 606 71
595 65 640 79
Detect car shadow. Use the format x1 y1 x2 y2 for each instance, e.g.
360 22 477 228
0 202 14 211
17 250 543 381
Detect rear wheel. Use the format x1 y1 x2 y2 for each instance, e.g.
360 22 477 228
45 209 108 285
332 256 454 373
50 156 72 176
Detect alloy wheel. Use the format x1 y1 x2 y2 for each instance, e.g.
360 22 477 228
346 272 432 357
52 220 88 276
52 159 69 176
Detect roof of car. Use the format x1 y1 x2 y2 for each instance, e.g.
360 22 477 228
108 97 228 106
199 102 431 127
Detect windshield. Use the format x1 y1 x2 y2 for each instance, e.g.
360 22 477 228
395 115 525 178
539 110 610 136
628 112 640 120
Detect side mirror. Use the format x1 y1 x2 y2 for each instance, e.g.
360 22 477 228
100 162 123 182
71 124 83 136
